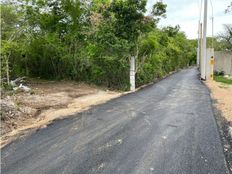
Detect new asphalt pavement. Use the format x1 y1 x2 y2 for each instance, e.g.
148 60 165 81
1 68 229 174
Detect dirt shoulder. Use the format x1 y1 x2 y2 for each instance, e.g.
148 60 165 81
206 80 232 122
1 79 121 148
206 80 232 172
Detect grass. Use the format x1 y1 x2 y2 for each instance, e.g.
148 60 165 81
214 75 232 85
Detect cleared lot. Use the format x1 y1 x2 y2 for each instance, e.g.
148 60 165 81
1 80 120 147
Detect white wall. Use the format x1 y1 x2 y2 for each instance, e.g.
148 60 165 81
214 51 232 75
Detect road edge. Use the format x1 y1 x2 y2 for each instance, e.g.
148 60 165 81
205 84 232 174
0 67 186 149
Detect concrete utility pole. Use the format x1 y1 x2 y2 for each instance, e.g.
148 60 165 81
199 23 203 67
211 16 214 48
210 0 214 48
201 0 208 80
197 22 201 66
197 0 202 66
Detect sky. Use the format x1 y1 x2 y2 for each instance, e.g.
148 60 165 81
146 0 232 39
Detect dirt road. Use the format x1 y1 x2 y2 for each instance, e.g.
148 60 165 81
1 68 229 174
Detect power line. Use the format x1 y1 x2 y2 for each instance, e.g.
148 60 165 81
199 0 203 21
209 0 214 48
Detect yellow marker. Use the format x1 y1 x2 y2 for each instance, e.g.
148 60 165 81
210 58 214 65
210 56 214 80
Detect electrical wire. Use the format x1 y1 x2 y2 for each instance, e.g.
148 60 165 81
199 0 203 21
209 0 214 48
210 0 214 48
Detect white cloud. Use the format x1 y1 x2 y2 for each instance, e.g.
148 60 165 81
147 0 232 39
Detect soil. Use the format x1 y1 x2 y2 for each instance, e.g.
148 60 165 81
206 81 232 122
0 79 121 148
206 80 232 173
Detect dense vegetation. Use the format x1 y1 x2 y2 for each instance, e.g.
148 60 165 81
1 0 196 90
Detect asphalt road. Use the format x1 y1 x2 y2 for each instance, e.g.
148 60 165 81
1 68 229 174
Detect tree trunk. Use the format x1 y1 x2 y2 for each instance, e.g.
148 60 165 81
6 56 10 86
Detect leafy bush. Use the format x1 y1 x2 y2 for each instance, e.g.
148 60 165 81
1 0 196 90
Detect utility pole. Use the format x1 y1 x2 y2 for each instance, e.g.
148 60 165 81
211 16 214 48
201 0 208 80
210 0 214 48
197 0 202 66
197 22 201 66
199 23 203 67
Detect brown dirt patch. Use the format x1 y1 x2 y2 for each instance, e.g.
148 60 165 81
1 79 121 148
206 80 232 122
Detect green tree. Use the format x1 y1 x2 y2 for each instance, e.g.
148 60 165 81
1 3 22 85
225 2 232 13
218 24 232 51
1 0 196 90
152 1 167 22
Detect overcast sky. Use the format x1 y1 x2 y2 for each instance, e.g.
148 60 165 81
146 0 232 39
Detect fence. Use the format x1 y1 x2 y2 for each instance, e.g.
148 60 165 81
214 51 232 75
